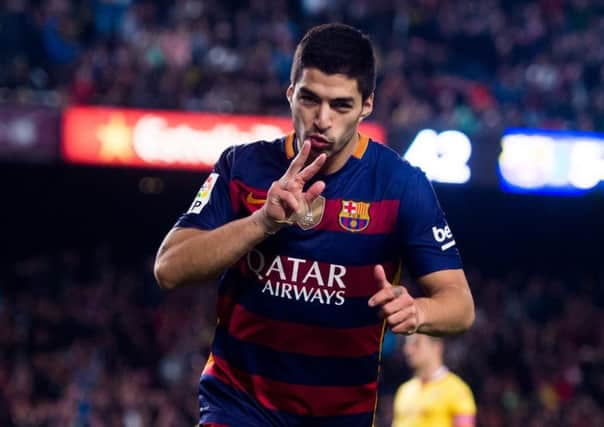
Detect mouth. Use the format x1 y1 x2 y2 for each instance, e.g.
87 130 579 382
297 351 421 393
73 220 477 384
308 134 331 150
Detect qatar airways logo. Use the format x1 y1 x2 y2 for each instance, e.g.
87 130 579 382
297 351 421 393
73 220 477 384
246 249 347 306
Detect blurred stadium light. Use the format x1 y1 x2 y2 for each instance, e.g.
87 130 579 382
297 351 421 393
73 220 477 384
403 128 472 184
61 106 386 170
499 129 604 194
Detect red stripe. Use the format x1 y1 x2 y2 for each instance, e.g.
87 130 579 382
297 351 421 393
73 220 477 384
205 354 377 416
229 179 399 236
320 199 399 234
229 180 267 214
238 256 398 298
226 302 382 357
217 292 236 327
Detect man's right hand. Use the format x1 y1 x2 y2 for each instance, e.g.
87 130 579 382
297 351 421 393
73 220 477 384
253 140 327 234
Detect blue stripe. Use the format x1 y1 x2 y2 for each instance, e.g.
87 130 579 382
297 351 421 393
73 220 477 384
299 412 374 427
225 277 382 328
199 375 288 427
199 375 375 427
264 230 397 266
212 327 379 386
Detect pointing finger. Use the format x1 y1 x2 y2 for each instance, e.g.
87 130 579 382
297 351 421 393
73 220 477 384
373 265 389 290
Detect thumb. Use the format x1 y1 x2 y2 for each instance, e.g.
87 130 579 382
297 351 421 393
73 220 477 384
373 264 391 289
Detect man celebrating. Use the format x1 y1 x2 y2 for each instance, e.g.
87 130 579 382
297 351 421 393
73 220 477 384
154 23 474 427
392 335 476 427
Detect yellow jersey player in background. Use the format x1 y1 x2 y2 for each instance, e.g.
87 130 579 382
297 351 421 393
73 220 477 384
392 335 476 427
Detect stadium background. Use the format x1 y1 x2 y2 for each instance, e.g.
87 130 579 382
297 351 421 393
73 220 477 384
2 0 604 425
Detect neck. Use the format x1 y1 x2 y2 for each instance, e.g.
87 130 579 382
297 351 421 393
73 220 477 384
417 365 447 383
299 133 360 175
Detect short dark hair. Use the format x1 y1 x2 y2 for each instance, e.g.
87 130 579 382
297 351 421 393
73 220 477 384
290 23 376 101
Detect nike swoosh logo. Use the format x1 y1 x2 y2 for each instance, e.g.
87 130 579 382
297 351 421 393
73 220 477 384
246 192 266 205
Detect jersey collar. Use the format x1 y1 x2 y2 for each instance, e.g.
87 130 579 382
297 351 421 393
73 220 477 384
284 133 370 160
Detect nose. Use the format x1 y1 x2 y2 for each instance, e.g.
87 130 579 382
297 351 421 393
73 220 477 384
314 102 331 131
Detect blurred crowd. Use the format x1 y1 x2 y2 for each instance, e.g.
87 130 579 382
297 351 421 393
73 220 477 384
1 0 604 139
2 248 604 426
0 248 216 426
3 0 604 426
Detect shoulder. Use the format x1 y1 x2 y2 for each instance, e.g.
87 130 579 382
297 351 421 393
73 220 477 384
368 140 428 189
443 372 474 398
224 136 286 161
394 377 420 397
443 372 476 413
218 136 288 172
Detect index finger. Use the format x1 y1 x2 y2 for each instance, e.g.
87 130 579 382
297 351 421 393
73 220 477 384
369 264 394 307
284 140 311 177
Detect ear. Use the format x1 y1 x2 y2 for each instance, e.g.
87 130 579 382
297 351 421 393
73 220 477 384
286 84 294 105
358 93 374 122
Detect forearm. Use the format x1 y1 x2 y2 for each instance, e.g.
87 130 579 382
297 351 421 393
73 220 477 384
155 142 326 290
154 210 273 289
415 284 475 336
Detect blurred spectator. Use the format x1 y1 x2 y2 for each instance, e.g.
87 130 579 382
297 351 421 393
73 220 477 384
1 0 604 133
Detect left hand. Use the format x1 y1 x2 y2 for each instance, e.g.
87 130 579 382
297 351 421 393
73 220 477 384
368 265 424 335
254 140 326 234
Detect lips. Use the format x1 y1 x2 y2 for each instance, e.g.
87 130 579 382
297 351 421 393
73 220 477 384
308 134 330 150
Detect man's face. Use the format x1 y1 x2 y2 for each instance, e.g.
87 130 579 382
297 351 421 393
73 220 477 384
287 67 373 174
403 335 437 371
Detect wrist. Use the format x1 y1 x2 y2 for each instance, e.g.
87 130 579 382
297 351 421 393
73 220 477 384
251 209 283 236
414 298 428 333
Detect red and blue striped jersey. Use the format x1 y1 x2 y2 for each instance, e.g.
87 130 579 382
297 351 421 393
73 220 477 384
176 134 462 427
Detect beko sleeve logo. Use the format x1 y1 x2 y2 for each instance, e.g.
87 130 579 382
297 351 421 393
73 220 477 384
432 225 456 251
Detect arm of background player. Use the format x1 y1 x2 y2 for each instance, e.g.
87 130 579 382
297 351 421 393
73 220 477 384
451 378 477 427
154 141 326 289
453 415 476 427
414 268 474 335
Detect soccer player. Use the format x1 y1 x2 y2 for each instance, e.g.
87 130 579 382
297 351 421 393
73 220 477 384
392 335 476 427
154 23 474 427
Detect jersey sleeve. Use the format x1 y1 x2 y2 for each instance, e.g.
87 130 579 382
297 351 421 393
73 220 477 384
450 379 477 425
398 168 463 278
175 146 236 230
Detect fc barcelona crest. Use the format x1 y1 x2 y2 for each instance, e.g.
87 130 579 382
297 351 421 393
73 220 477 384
338 200 371 232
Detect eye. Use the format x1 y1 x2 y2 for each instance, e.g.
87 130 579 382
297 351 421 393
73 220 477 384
298 94 318 104
331 102 353 112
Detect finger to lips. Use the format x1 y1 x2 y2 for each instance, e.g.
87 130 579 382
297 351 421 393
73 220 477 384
285 140 311 177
